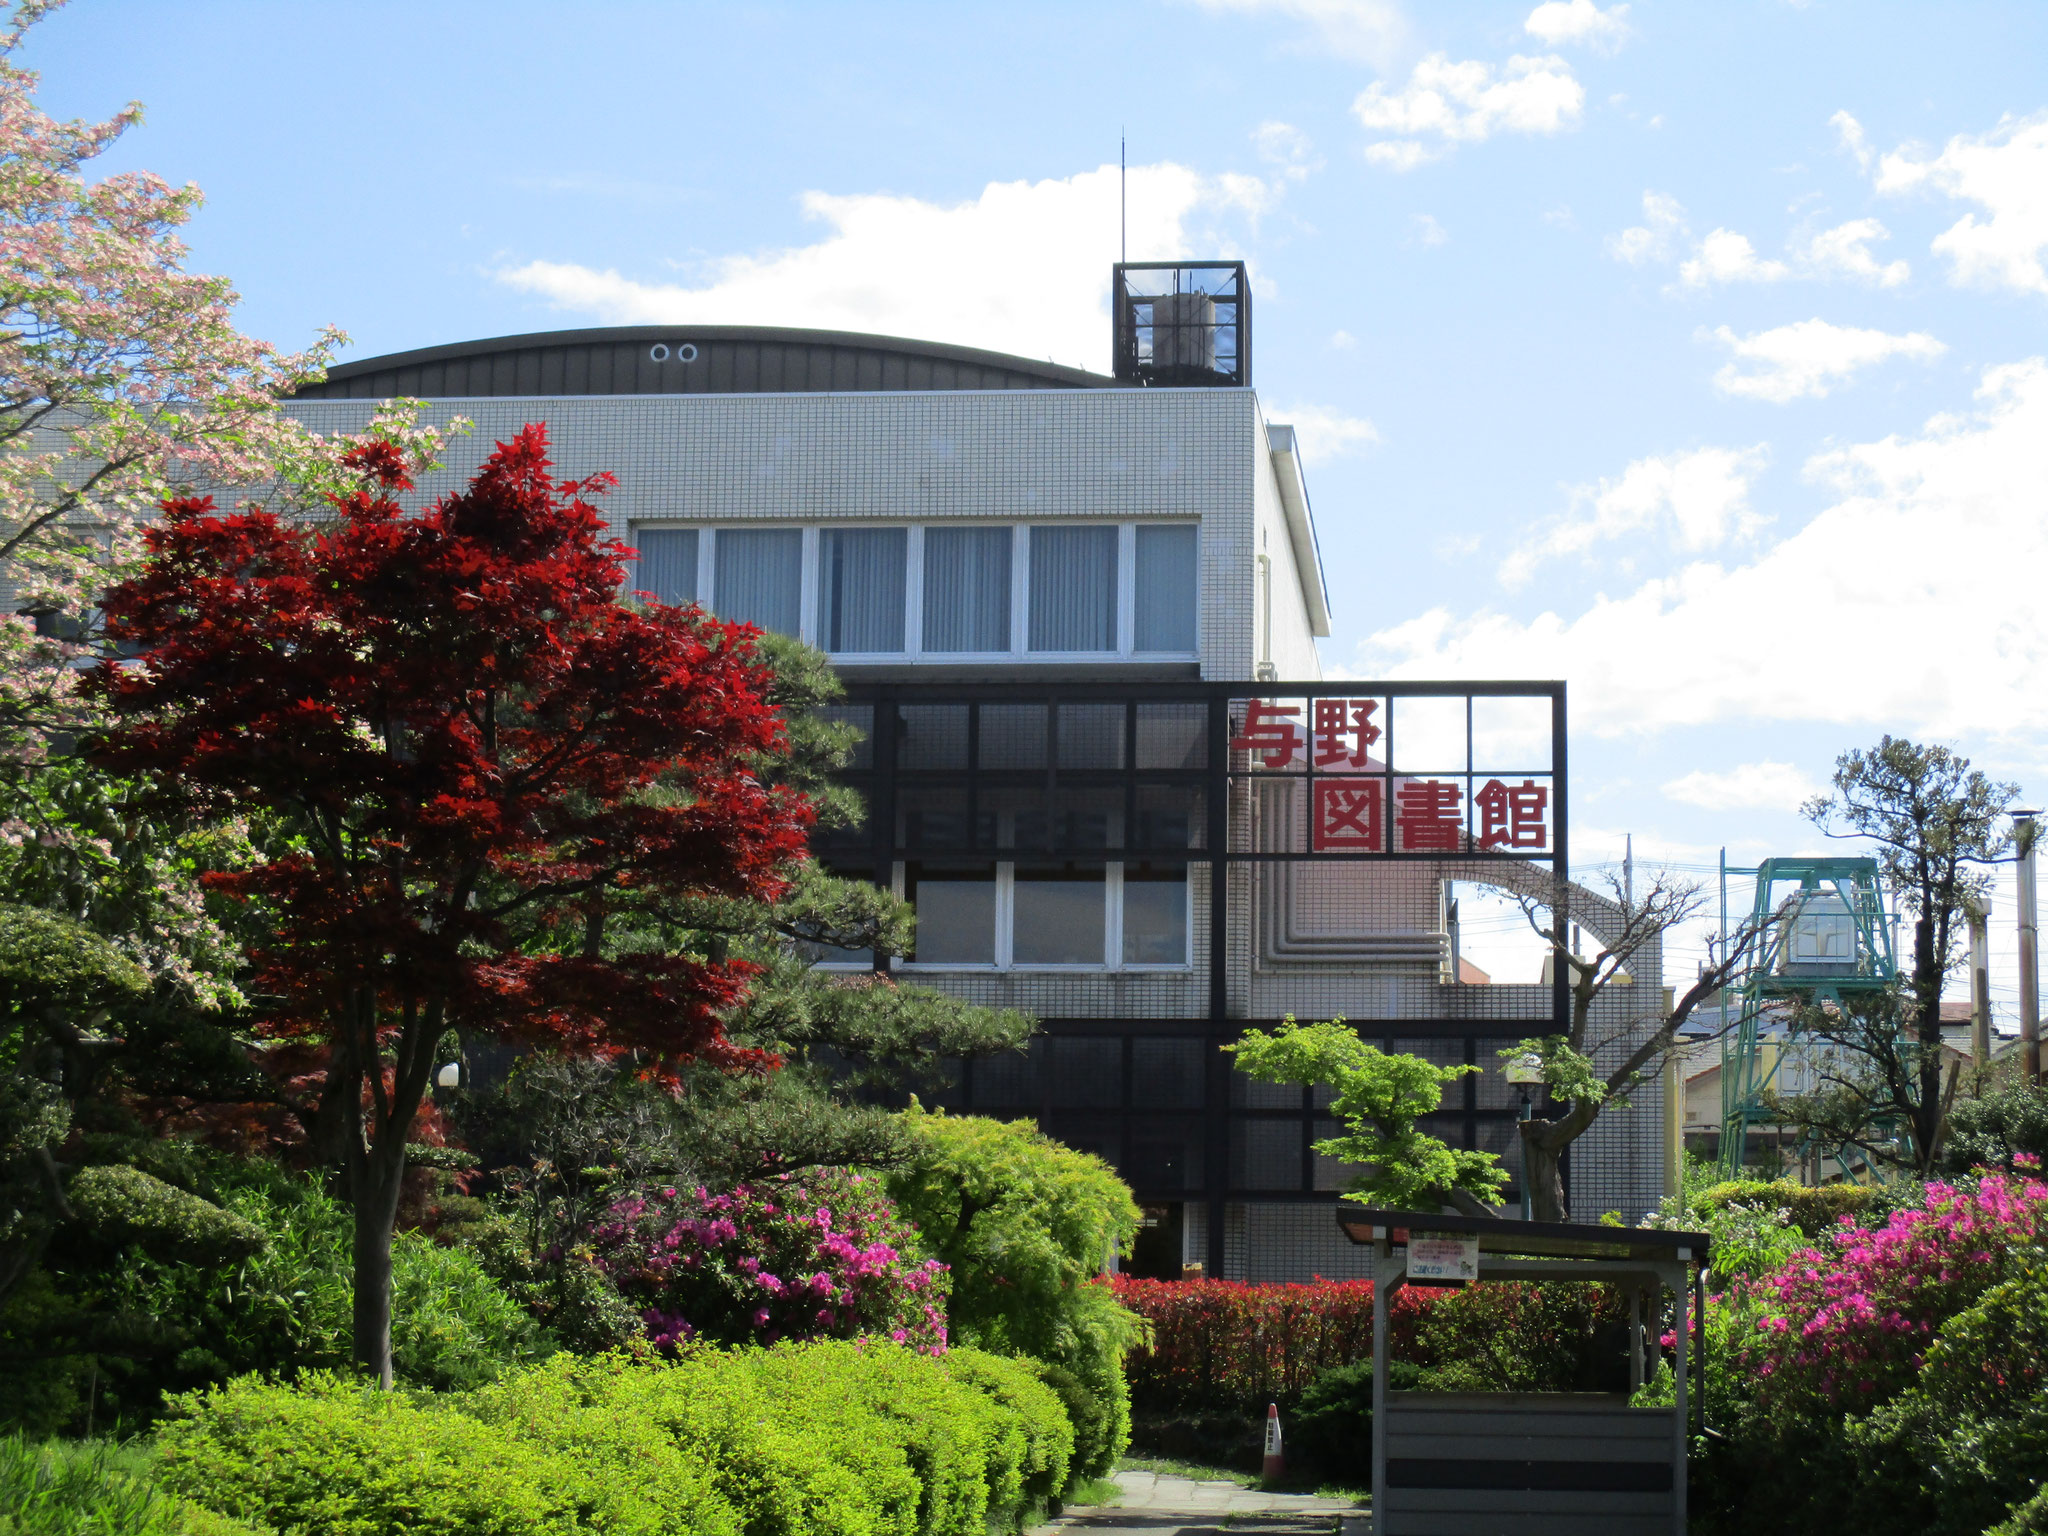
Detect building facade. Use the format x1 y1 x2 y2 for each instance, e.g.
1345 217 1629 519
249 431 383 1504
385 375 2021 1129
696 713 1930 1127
287 270 1667 1276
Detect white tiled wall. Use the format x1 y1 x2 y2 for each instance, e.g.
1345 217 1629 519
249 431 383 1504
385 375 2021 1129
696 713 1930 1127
284 387 1323 686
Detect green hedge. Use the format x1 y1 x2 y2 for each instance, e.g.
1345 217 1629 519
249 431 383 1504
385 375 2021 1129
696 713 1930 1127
158 1342 1076 1536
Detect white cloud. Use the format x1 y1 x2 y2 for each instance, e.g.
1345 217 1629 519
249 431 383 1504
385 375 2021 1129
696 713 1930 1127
1326 329 1358 350
1663 761 1820 811
1359 358 2048 740
1795 218 1910 287
1613 191 1907 289
1832 109 1873 172
1708 318 1945 403
1266 402 1382 460
1874 110 2048 295
1607 190 1686 263
1252 120 1318 179
1498 444 1768 587
1184 0 1408 67
494 163 1273 374
1524 0 1631 51
1411 212 1449 246
1679 229 1791 287
1354 52 1584 168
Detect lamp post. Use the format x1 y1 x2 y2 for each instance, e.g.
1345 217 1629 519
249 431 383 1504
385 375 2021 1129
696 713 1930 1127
2017 812 2041 1087
1505 1052 1544 1222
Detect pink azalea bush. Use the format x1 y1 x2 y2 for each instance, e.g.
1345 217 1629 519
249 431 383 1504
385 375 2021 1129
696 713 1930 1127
588 1169 948 1352
1731 1159 2048 1415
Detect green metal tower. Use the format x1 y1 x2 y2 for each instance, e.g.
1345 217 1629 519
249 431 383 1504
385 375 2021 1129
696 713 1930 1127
1717 856 1896 1178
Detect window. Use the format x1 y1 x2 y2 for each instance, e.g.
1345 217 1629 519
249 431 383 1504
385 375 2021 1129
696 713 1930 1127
714 528 802 635
904 864 998 964
1013 863 1107 965
1135 525 1198 652
634 520 1199 659
923 526 1012 652
897 860 1189 971
1122 864 1190 965
1028 525 1119 651
820 527 906 652
636 528 698 606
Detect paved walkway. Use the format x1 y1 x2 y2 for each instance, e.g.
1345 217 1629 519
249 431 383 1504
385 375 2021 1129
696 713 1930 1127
1039 1470 1366 1536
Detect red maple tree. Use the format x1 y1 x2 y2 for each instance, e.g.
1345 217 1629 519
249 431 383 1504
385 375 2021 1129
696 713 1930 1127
87 426 812 1383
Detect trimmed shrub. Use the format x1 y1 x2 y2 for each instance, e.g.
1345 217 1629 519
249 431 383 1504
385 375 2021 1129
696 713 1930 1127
1290 1358 1429 1481
886 1110 1141 1466
64 1165 267 1266
1116 1275 1632 1417
1028 1361 1116 1481
1114 1277 1378 1414
162 1342 1076 1536
1942 1083 2048 1176
1732 1168 2047 1417
1694 1167 2048 1536
1697 1179 1875 1241
589 1170 947 1351
157 1373 657 1536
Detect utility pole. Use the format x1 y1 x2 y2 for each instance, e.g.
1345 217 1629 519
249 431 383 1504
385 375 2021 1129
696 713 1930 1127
2017 812 2041 1086
1967 897 1992 1075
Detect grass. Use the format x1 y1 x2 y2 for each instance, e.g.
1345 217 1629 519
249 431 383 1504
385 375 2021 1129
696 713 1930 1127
1118 1453 1249 1484
0 1434 181 1536
1116 1454 1369 1505
1065 1476 1124 1507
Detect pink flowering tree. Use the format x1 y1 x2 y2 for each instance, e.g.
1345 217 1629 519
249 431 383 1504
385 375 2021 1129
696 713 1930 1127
588 1170 949 1352
0 0 466 763
1730 1163 2048 1416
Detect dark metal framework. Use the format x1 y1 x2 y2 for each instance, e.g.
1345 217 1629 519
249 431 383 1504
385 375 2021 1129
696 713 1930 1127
1112 263 1250 388
817 679 1569 1278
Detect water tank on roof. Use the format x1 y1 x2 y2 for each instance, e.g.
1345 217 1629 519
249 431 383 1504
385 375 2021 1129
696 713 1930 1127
1775 889 1859 979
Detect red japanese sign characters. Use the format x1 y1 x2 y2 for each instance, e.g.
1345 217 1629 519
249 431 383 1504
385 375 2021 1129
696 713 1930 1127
1312 778 1384 851
1475 777 1550 850
1233 696 1553 856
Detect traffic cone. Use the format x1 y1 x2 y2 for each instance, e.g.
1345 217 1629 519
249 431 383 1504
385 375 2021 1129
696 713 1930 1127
1261 1402 1284 1483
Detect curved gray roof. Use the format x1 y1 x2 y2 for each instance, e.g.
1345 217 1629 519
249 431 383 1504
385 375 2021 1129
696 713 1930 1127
291 324 1115 400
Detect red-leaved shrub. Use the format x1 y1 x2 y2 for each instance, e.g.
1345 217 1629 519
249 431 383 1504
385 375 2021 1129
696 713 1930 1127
1115 1274 1634 1412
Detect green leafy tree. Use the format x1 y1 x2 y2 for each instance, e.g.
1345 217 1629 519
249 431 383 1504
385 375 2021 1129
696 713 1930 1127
885 1107 1143 1474
1799 736 2018 1173
1939 1079 2048 1177
1228 1016 1507 1215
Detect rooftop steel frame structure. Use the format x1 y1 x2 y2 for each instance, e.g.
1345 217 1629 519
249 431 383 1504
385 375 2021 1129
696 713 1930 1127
1717 856 1896 1176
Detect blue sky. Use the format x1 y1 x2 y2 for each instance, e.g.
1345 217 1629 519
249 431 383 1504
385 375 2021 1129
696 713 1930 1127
33 0 2048 994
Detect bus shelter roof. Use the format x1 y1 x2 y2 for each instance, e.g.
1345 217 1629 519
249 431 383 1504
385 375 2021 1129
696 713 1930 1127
1336 1208 1711 1264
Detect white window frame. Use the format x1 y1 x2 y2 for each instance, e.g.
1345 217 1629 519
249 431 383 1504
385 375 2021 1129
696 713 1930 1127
627 519 1201 665
883 858 1192 975
816 523 914 660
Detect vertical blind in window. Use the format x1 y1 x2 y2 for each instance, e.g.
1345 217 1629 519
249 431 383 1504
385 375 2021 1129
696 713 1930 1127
714 528 803 636
1028 525 1119 652
820 527 907 652
922 526 1012 652
1134 525 1198 652
636 529 698 606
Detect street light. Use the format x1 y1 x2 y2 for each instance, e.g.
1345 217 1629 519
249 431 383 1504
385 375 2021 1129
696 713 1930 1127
1504 1053 1544 1221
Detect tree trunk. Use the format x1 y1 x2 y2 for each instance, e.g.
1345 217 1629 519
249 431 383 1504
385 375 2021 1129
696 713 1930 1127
351 1143 406 1388
1912 913 1944 1173
1521 1122 1570 1223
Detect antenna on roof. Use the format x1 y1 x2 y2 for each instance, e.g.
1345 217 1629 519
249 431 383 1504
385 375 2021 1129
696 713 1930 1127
1120 131 1127 264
